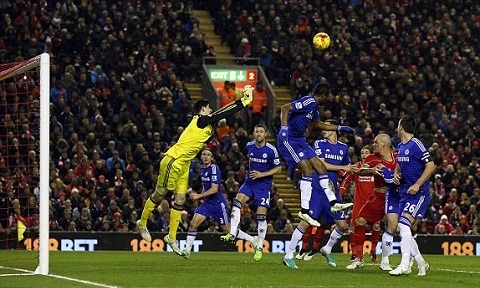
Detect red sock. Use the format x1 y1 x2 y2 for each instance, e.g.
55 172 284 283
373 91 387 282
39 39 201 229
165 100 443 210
349 230 356 257
301 226 314 251
371 229 380 253
355 225 366 260
312 227 325 250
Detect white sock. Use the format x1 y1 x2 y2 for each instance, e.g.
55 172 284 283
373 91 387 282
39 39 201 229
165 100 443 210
236 229 254 244
286 227 304 259
319 175 336 202
382 231 394 261
323 227 343 254
300 176 312 210
398 220 413 269
410 238 426 266
256 215 267 249
186 230 197 252
229 200 242 236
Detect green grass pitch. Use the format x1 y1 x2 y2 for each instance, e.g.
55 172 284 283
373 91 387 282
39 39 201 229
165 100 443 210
1 251 479 287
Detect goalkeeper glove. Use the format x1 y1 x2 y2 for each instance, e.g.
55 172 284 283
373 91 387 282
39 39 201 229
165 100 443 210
337 125 355 134
241 85 254 106
277 126 289 141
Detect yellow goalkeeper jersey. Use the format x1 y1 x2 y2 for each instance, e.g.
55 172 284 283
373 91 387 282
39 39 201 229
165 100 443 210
165 115 213 160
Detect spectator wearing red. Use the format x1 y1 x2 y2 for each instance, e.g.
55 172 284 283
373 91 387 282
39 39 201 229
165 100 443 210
449 223 465 235
73 156 94 178
458 215 471 234
235 38 252 64
434 215 454 234
444 147 460 166
64 177 84 198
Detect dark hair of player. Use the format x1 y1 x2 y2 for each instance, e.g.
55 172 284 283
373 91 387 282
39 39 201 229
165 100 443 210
311 83 331 96
254 123 267 131
400 115 416 134
193 99 210 114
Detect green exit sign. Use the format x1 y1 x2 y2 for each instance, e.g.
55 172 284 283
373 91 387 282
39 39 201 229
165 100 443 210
209 69 246 81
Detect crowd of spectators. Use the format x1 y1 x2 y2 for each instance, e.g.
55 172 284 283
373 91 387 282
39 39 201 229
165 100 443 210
210 0 480 235
0 0 479 238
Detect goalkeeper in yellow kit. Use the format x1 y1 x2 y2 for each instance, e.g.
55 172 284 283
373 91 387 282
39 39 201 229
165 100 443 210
137 85 255 257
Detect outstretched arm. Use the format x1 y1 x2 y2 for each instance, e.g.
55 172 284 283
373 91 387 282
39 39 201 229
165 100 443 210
197 86 254 128
280 103 292 126
315 120 337 131
319 158 358 173
315 120 355 133
197 100 246 128
339 171 354 198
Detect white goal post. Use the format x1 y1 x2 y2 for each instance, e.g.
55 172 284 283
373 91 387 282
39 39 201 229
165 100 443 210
0 53 50 275
37 52 50 275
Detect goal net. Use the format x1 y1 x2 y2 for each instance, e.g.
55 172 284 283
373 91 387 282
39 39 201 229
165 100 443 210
0 53 50 275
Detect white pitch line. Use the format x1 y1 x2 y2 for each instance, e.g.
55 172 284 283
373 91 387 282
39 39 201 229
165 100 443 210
363 263 480 274
435 268 480 274
0 265 120 287
0 273 36 277
47 273 120 288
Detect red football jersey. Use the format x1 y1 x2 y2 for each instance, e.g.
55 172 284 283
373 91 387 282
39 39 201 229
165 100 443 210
340 162 375 206
364 152 397 188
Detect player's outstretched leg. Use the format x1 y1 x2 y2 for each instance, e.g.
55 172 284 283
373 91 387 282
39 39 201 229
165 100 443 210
346 258 364 269
319 247 336 268
303 249 317 261
220 233 236 243
298 212 320 227
283 257 299 269
164 234 184 257
331 202 354 213
136 220 152 242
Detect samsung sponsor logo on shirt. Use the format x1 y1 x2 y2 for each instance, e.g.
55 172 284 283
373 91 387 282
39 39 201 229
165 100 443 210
324 154 343 161
250 157 268 163
398 156 410 162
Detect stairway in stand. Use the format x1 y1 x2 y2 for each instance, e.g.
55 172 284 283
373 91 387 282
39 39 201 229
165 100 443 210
184 10 300 224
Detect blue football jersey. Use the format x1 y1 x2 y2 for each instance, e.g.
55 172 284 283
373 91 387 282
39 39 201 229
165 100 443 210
397 137 432 195
201 163 224 203
313 139 350 190
287 95 319 138
245 141 281 191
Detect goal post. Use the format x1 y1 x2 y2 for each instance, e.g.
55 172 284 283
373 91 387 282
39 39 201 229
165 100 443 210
37 52 50 275
0 53 50 275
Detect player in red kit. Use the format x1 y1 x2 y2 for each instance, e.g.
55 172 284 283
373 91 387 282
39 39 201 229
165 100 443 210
346 134 397 269
339 146 381 262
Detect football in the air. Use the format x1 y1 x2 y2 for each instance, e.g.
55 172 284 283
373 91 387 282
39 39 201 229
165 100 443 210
313 32 330 50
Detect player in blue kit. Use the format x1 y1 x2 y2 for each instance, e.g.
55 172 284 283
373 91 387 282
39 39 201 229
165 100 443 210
277 83 354 227
182 149 256 259
221 124 282 261
389 115 435 276
283 120 356 268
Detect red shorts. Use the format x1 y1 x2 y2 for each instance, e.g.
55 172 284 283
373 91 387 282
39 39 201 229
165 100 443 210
350 204 365 226
358 192 385 225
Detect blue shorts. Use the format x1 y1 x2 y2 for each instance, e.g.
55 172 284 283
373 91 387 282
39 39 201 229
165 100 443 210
238 182 270 208
398 189 430 220
277 137 317 169
385 189 400 215
195 200 229 226
310 189 345 224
